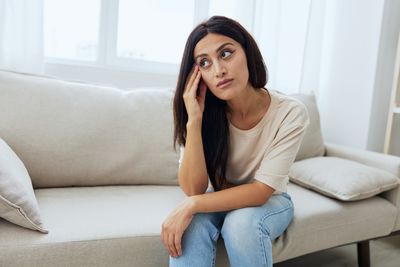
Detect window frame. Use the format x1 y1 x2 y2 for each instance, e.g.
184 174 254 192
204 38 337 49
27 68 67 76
44 0 210 75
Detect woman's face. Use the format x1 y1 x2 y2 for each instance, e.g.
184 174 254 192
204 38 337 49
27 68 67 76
193 33 250 101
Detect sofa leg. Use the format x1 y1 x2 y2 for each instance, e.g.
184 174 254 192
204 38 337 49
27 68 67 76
357 240 370 267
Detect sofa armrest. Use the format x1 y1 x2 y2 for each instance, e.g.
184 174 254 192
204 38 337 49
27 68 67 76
325 142 400 231
325 142 400 177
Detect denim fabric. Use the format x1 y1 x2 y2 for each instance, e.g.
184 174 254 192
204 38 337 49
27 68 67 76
169 192 294 267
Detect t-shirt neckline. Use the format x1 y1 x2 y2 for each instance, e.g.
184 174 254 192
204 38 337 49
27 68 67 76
229 88 275 134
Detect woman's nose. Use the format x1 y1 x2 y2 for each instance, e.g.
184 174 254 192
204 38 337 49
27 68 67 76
214 61 227 78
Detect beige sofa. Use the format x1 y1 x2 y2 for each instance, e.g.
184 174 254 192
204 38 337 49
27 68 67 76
0 69 399 267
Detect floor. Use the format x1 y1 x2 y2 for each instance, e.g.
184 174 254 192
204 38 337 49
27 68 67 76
275 235 400 267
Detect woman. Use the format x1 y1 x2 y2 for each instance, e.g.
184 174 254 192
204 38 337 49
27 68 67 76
162 16 309 267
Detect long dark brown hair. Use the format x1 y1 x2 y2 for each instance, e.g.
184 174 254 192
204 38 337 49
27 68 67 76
173 16 268 191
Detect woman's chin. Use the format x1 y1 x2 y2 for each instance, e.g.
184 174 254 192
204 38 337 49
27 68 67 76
215 90 237 101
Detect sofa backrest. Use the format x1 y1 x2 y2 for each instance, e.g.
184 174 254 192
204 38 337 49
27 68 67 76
290 93 326 161
0 70 179 188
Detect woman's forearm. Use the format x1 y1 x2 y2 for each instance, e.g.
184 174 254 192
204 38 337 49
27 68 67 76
178 119 209 196
190 181 275 213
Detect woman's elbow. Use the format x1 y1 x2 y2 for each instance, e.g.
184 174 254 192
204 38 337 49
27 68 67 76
178 177 208 196
252 181 275 204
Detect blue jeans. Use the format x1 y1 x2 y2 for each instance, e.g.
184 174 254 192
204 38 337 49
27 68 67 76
169 192 294 267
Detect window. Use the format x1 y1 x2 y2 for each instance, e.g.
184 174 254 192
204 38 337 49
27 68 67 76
44 0 203 73
117 0 195 64
44 0 101 61
43 0 265 74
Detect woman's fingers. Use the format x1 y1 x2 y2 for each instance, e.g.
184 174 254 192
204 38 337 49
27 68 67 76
192 68 202 94
175 232 183 256
168 233 179 257
161 225 176 257
198 80 207 99
184 65 198 94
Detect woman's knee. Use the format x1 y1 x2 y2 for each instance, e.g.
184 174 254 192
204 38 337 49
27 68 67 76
221 200 294 241
221 208 260 241
184 213 221 242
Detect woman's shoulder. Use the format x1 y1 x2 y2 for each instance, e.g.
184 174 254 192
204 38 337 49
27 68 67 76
269 89 307 114
268 89 309 126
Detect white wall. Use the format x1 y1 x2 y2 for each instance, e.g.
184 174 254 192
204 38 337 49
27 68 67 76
368 0 400 154
317 0 400 153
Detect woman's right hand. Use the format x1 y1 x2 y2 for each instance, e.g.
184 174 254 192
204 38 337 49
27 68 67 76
183 65 207 122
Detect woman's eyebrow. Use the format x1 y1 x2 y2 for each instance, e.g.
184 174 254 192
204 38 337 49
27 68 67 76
195 42 234 61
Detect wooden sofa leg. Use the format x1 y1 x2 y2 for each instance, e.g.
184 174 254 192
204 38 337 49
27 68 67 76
357 240 370 267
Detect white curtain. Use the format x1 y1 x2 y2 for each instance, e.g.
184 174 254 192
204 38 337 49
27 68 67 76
253 0 325 96
0 0 44 74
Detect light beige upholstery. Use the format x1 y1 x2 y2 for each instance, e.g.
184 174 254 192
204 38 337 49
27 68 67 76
0 138 48 233
289 156 399 201
325 142 400 231
291 92 326 161
0 184 396 266
0 186 185 267
274 183 397 262
0 70 179 188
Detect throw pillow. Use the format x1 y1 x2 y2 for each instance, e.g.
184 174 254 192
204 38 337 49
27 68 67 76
0 137 48 233
288 156 400 201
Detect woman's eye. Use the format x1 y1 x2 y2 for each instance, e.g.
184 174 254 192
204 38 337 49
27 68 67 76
199 59 210 68
221 50 233 58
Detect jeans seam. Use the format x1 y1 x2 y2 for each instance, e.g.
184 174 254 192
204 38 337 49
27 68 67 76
211 230 220 267
212 245 216 267
258 202 294 267
261 200 293 236
258 229 270 267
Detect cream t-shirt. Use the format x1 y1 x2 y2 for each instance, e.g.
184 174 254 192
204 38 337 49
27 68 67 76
178 89 310 195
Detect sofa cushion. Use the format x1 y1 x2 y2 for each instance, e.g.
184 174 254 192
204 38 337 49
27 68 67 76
290 92 325 161
288 157 400 201
0 70 179 188
272 183 397 262
0 186 187 267
0 184 397 266
0 137 48 233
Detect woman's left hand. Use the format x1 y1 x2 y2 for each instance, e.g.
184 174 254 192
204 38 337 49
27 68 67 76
161 197 197 258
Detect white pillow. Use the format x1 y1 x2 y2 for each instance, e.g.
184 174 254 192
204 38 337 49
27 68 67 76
288 156 400 201
0 138 48 233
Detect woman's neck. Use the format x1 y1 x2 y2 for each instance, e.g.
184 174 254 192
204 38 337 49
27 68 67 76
227 85 269 120
226 86 271 130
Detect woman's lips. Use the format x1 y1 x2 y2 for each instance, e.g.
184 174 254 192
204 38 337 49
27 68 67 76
217 79 234 88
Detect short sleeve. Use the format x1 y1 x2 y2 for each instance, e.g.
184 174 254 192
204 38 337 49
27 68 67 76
254 104 310 192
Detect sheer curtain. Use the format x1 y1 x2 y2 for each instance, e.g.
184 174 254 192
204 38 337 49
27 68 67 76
0 0 44 74
253 0 325 96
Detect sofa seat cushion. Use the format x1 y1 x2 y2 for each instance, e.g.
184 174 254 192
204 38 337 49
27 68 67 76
0 184 397 266
272 183 398 262
0 186 187 267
